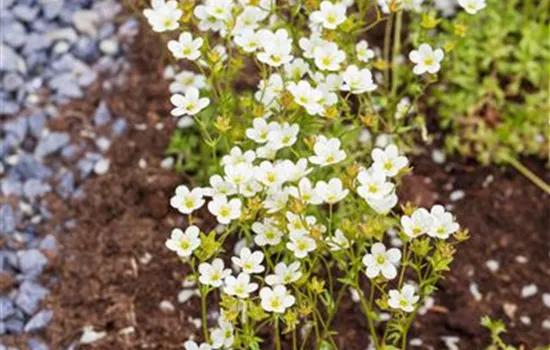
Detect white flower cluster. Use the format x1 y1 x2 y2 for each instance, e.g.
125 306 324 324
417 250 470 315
141 0 484 126
165 121 460 348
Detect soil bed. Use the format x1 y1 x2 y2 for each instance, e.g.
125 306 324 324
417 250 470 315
44 25 550 350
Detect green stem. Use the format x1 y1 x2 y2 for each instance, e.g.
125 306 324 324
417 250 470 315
200 288 210 342
274 315 281 350
358 283 380 349
504 155 550 195
390 11 403 103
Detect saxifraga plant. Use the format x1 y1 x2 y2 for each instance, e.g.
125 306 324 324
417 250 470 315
138 0 490 349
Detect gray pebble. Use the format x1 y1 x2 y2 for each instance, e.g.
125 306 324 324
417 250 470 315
24 309 53 333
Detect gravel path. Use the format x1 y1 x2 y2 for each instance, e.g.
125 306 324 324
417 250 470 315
1 0 138 348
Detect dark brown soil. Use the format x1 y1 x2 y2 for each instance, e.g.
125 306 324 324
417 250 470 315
41 21 550 350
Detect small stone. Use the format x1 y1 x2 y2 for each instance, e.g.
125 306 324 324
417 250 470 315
15 281 49 315
24 309 53 332
449 190 465 202
27 337 49 350
519 315 531 325
543 319 550 330
111 118 127 136
77 158 95 178
93 158 110 175
0 178 23 197
4 317 24 335
2 72 25 92
39 234 57 252
441 336 460 350
27 113 46 138
17 249 48 275
177 289 199 304
432 149 446 164
0 298 15 320
485 260 500 273
80 326 107 344
12 4 40 22
118 326 135 335
469 282 482 301
94 100 111 126
35 132 70 158
99 39 118 55
95 137 111 152
159 300 175 313
72 10 100 37
42 0 65 19
515 255 528 264
138 158 147 169
3 117 27 141
56 171 75 199
160 157 174 170
521 284 538 298
0 204 16 235
409 338 423 347
543 293 550 308
23 179 51 201
61 144 79 160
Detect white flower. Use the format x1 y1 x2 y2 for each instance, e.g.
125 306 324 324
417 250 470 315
260 285 295 313
184 340 212 350
256 143 279 160
409 44 444 75
388 284 419 312
268 122 300 150
362 243 401 279
309 136 346 167
428 205 459 239
165 226 201 258
167 32 204 60
252 218 284 246
315 178 349 204
233 5 268 33
284 58 311 80
232 247 265 274
356 168 394 200
239 179 263 197
203 175 237 198
222 146 256 167
458 0 486 14
234 28 262 53
326 229 351 251
257 29 294 67
310 1 347 30
194 0 230 33
356 40 375 62
224 272 258 299
224 163 253 187
143 0 182 32
401 208 433 238
211 318 234 349
286 212 316 235
171 87 210 116
313 42 346 71
395 97 412 120
169 71 207 94
340 65 377 94
366 192 398 214
266 262 302 286
246 118 278 144
255 73 284 110
199 258 231 287
254 161 287 188
289 178 323 205
287 80 324 115
299 32 328 59
208 196 242 224
371 144 409 177
170 185 205 214
263 189 290 213
287 232 316 259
